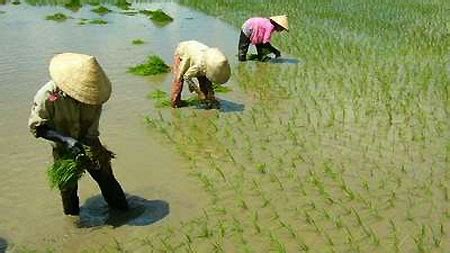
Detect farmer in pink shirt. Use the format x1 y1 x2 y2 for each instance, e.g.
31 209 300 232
238 15 289 61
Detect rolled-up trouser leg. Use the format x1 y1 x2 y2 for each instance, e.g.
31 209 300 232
87 164 128 211
238 31 251 61
171 55 184 107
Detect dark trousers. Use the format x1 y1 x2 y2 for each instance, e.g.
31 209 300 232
53 148 128 215
238 31 251 61
238 31 279 61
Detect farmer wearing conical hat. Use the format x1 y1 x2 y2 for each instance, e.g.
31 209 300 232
28 53 128 215
238 15 289 61
171 40 231 109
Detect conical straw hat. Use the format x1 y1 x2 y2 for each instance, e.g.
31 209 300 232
205 48 231 84
270 15 289 31
49 53 111 105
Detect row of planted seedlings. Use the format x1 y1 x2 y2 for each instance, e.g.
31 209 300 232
140 52 449 252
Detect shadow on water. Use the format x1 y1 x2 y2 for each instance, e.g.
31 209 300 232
267 57 301 64
79 195 169 228
0 238 7 253
218 98 245 113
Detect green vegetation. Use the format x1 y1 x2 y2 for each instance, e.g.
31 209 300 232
128 55 170 76
47 153 84 190
64 0 81 11
88 18 107 24
147 89 203 108
139 9 173 25
148 89 171 108
115 0 131 10
45 12 70 22
141 0 449 252
132 39 145 45
11 0 20 5
212 83 232 93
91 5 111 15
77 18 107 25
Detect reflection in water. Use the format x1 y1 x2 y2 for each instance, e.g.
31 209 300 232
0 237 6 253
79 195 169 228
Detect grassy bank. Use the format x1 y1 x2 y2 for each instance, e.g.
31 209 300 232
140 0 449 252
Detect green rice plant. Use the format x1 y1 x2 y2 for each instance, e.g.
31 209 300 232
148 89 171 108
128 55 170 76
132 39 145 45
45 13 69 22
47 152 85 190
279 220 297 238
256 163 267 174
413 225 428 253
269 233 287 253
91 6 111 15
115 0 131 10
252 211 261 233
78 19 108 25
212 83 232 93
139 9 173 25
197 221 212 238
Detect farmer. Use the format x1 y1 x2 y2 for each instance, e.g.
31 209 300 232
28 53 128 215
171 40 231 109
238 15 289 61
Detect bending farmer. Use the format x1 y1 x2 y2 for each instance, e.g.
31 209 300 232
171 40 231 109
238 15 289 61
28 53 129 215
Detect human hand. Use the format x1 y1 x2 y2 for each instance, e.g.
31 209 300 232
65 137 85 159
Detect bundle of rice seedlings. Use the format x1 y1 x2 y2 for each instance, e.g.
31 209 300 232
91 6 111 15
47 153 85 190
45 13 70 22
128 55 170 76
132 39 145 45
139 9 173 25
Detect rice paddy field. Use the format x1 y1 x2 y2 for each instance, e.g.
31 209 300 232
142 0 449 252
0 0 448 252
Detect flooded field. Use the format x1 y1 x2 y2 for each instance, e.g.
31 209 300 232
1 0 449 252
0 0 239 251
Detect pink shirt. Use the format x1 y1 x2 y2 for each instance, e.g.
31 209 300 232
242 17 276 45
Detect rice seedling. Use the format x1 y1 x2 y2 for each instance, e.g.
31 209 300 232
91 6 111 15
132 39 145 45
47 151 86 190
115 0 131 10
128 55 170 76
212 83 232 93
45 13 70 22
252 211 261 234
139 9 173 25
87 18 108 25
269 233 287 253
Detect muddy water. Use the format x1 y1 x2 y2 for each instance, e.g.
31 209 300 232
0 1 240 251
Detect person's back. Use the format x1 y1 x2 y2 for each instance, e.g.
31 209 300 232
238 15 289 61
